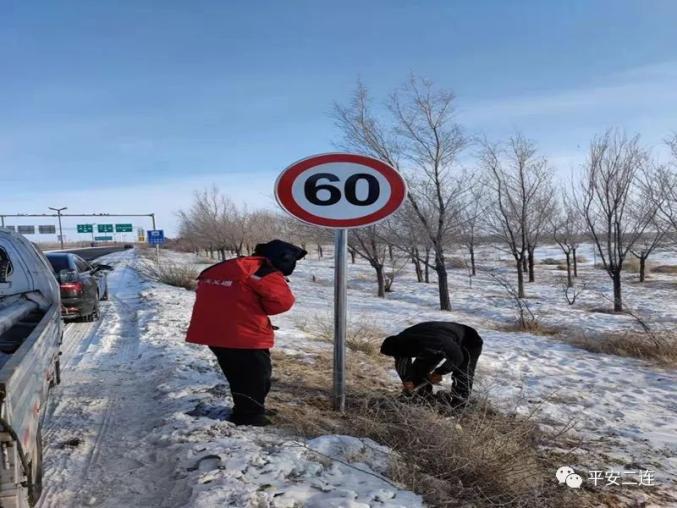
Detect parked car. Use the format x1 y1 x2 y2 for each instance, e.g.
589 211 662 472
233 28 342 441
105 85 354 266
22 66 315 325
0 228 62 506
45 253 113 321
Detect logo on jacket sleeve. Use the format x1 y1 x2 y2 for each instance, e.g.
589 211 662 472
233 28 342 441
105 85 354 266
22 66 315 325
202 279 233 287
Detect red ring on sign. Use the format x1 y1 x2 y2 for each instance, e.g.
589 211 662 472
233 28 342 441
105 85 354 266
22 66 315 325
275 153 407 228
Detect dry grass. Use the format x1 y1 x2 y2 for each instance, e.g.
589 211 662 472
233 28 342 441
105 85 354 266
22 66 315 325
137 260 199 290
622 257 647 274
294 312 385 357
496 320 560 336
652 264 677 274
268 350 592 508
561 331 677 368
446 256 467 269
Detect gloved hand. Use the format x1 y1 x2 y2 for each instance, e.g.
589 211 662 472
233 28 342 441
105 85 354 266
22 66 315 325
428 372 443 384
402 381 415 393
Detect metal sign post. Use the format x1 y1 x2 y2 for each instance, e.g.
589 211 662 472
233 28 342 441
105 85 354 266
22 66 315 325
333 229 348 411
275 153 407 412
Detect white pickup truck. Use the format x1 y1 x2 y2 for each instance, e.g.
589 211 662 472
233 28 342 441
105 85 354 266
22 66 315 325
0 228 62 507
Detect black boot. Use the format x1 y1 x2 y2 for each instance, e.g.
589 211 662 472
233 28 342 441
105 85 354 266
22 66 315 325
228 413 271 427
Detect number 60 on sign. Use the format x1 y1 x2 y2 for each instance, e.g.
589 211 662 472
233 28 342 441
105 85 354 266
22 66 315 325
275 153 407 229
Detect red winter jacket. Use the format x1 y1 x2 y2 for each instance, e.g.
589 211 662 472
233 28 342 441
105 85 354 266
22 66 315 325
186 256 295 349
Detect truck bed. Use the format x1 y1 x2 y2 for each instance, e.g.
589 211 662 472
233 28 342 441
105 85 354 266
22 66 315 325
0 299 42 371
0 308 44 371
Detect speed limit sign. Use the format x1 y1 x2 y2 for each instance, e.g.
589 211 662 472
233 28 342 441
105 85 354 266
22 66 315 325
275 153 407 228
275 153 407 413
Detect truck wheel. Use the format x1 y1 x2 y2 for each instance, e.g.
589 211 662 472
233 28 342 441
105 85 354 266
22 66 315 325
28 425 43 506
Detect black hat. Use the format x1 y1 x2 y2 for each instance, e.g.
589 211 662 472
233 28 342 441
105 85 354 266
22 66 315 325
255 240 307 276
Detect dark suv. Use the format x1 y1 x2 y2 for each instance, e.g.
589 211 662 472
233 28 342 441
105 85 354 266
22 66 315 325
45 253 113 321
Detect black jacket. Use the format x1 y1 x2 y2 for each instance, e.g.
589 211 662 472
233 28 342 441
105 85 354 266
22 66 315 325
380 321 482 375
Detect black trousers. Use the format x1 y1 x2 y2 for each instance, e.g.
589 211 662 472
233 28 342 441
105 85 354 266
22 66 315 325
394 329 483 401
209 347 271 418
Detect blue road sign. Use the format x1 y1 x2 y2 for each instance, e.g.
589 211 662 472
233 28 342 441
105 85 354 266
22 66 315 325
147 229 165 246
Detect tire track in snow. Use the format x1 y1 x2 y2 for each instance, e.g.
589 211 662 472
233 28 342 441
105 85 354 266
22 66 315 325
38 252 192 508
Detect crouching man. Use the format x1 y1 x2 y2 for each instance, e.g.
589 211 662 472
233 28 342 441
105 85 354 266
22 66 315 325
186 240 307 426
380 321 483 407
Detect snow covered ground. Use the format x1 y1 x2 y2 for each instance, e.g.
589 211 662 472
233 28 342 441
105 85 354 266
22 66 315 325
37 245 677 507
38 251 423 508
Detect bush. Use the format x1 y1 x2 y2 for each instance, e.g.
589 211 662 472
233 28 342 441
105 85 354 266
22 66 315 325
137 260 199 290
652 264 677 274
497 320 559 336
575 255 588 263
621 257 651 274
540 257 561 265
446 256 467 269
562 331 677 367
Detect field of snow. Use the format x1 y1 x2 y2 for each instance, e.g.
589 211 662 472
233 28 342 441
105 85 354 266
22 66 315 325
36 244 676 507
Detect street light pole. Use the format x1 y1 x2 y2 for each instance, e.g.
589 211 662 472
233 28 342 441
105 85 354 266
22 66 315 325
48 207 67 249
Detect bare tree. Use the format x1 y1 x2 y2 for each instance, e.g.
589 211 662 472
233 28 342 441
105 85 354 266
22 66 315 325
551 189 582 287
177 187 258 260
386 202 432 283
481 135 552 298
651 135 677 235
348 225 388 297
334 77 467 310
629 165 670 282
525 189 555 282
383 251 411 293
458 179 486 276
654 165 677 235
578 131 656 311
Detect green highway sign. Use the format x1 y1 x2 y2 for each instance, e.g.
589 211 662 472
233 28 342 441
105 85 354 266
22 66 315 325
77 224 94 233
115 223 133 232
97 224 114 233
94 236 113 241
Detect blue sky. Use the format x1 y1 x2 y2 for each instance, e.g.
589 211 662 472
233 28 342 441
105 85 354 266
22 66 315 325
1 1 676 237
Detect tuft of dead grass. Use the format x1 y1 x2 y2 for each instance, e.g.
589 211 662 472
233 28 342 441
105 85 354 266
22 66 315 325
622 257 646 274
652 264 677 274
268 350 588 508
561 331 677 368
137 260 199 290
496 320 560 336
446 256 467 269
294 313 385 357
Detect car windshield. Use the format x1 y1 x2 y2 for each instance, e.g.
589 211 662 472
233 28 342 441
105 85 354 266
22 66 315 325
47 255 71 273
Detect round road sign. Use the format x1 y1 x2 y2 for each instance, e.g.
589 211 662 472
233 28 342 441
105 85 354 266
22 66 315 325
275 153 407 228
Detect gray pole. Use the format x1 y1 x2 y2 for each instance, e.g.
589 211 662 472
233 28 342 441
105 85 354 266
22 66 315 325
150 213 159 263
0 216 4 227
48 206 67 249
333 228 348 412
57 211 64 249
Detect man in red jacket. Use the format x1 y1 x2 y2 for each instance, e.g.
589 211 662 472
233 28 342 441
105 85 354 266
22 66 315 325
186 239 306 426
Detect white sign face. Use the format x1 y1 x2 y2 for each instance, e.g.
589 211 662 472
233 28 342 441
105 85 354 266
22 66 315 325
290 163 392 221
276 153 407 229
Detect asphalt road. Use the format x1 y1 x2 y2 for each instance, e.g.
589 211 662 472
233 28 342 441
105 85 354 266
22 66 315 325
53 246 129 261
